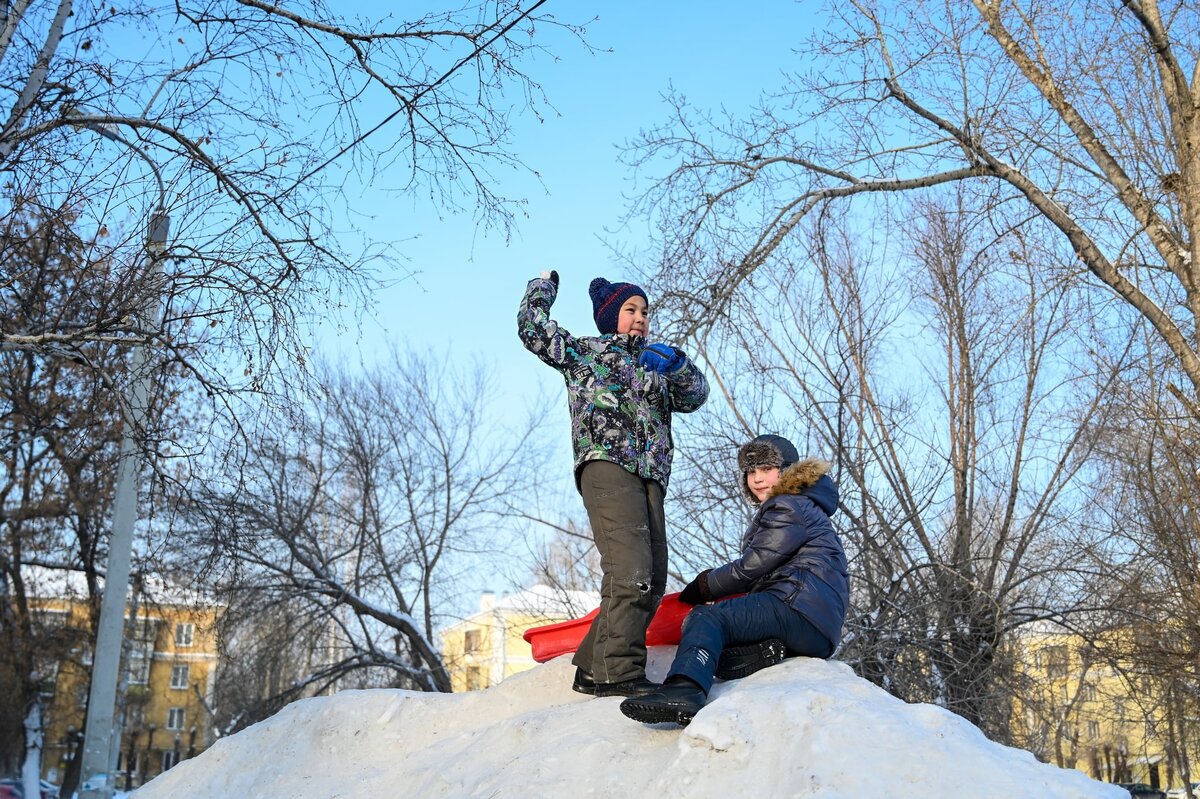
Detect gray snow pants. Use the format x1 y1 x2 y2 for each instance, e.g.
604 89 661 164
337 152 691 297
572 461 667 684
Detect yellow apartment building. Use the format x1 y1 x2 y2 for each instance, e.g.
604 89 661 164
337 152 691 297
27 568 222 789
1012 622 1197 794
440 585 598 692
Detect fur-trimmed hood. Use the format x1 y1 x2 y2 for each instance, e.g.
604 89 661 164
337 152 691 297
765 457 838 516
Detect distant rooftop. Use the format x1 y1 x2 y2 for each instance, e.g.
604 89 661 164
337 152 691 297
14 564 219 607
476 584 598 619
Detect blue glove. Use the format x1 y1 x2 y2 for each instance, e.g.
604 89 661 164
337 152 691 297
638 343 686 373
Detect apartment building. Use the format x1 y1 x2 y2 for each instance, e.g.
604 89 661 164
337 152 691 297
25 569 221 789
440 585 597 692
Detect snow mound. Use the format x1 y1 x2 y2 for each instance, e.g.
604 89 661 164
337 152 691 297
132 650 1125 799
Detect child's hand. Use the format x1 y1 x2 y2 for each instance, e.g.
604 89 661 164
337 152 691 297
538 269 559 288
678 569 713 605
638 343 685 373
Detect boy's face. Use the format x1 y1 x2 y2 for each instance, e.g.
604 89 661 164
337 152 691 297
616 295 649 336
746 466 781 503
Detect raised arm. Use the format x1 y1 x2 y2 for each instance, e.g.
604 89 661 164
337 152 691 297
517 270 579 370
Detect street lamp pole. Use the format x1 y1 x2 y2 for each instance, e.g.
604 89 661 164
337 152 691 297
69 115 170 799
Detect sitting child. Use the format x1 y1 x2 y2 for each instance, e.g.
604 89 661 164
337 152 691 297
620 434 848 725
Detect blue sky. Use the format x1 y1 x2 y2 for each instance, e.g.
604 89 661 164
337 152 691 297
315 2 816 408
309 3 819 607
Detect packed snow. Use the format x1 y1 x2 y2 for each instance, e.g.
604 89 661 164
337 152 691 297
131 649 1125 799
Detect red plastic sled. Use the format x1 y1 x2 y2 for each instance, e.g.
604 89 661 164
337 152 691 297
523 592 702 663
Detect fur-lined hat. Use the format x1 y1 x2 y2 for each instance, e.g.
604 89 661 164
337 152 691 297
737 434 800 503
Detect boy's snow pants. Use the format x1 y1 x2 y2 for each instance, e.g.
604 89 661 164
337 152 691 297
668 592 833 693
572 460 667 684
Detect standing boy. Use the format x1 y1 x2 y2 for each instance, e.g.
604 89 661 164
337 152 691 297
518 271 709 696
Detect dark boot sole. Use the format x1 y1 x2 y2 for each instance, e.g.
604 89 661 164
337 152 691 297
619 697 698 726
716 639 787 681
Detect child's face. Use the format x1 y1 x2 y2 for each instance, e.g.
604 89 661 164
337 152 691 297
746 466 781 503
616 296 649 336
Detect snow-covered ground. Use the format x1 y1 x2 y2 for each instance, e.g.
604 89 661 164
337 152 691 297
131 649 1126 799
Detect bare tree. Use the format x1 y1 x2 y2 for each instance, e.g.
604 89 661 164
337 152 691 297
0 1 588 393
843 199 1131 738
628 0 1200 415
183 349 538 715
525 519 602 597
0 208 154 773
1078 346 1200 787
660 197 1127 740
0 0 584 516
0 0 586 781
0 0 592 486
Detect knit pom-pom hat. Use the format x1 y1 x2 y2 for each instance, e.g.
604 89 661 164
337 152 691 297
589 277 648 334
737 434 800 503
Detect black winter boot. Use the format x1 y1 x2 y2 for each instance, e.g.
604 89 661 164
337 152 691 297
619 678 707 726
594 676 662 698
710 633 787 676
715 638 787 681
572 668 597 695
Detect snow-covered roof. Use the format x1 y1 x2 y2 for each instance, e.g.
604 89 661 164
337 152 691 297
487 584 598 616
15 564 219 608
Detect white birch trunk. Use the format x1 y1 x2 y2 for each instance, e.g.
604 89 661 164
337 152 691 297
21 697 43 799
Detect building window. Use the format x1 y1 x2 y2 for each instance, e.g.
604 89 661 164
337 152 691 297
37 663 58 700
1081 682 1097 702
162 750 179 771
466 666 482 691
170 664 189 690
127 651 151 685
1042 645 1069 677
167 707 185 730
1087 721 1101 740
174 623 194 648
464 628 481 654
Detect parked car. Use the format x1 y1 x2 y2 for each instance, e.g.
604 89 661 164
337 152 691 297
1118 784 1168 799
0 779 60 799
1166 783 1200 799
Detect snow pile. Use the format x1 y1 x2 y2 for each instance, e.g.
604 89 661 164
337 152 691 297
131 650 1125 799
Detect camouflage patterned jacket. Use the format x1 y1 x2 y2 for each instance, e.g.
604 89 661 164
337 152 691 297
517 275 709 492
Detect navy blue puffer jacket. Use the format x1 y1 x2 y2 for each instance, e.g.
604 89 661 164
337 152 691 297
705 458 849 648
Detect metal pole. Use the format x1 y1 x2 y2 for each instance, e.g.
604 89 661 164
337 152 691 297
70 117 169 798
76 335 151 799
